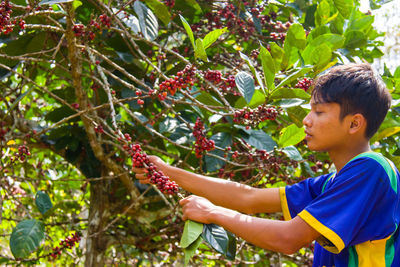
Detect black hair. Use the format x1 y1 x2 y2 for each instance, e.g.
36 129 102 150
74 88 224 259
311 63 391 139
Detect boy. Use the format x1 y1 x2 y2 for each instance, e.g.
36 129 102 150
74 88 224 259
134 63 400 266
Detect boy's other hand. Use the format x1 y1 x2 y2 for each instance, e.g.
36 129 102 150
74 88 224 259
179 195 217 224
132 155 167 184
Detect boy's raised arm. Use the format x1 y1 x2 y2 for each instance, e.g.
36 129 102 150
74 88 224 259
133 155 282 214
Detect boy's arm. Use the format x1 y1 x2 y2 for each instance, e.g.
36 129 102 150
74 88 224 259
133 156 282 214
180 195 320 254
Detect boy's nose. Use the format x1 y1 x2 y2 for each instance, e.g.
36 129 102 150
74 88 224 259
303 113 312 127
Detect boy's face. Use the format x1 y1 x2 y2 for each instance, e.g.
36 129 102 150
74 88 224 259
302 100 350 152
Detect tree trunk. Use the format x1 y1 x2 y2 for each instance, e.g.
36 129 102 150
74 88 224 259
85 174 111 267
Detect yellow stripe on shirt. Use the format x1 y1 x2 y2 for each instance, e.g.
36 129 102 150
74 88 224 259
279 187 292 221
298 209 345 254
354 235 391 267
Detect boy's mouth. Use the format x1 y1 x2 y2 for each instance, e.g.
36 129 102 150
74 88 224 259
304 130 312 140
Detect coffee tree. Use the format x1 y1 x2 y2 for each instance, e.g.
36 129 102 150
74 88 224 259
1 0 399 266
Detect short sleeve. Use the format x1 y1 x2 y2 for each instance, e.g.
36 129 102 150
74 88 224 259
279 173 332 220
297 157 398 254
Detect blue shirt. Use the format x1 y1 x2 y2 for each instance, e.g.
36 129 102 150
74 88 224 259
280 152 400 266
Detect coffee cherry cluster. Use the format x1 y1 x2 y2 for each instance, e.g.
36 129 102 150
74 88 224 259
123 140 179 194
218 74 239 95
95 125 104 133
233 105 278 127
49 232 81 260
204 70 222 84
146 164 179 194
164 0 175 8
0 1 14 34
295 77 312 91
72 14 112 42
193 118 215 158
9 144 31 163
99 14 111 28
158 65 196 100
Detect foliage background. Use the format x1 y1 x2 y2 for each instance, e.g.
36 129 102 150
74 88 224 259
0 0 399 266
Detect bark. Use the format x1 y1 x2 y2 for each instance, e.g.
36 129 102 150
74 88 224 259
84 168 111 267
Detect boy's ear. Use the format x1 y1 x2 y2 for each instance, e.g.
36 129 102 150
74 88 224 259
349 114 366 135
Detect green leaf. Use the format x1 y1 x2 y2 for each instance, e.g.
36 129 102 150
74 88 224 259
235 72 255 104
333 0 353 18
271 88 311 101
269 42 285 71
72 0 82 10
285 24 307 50
278 124 306 147
35 191 53 215
239 127 277 151
142 0 171 26
180 220 204 248
282 146 303 161
134 1 159 41
180 15 195 49
348 16 374 32
302 34 344 64
196 91 223 107
371 127 400 143
194 38 208 62
114 8 140 34
184 235 202 266
39 0 73 4
159 117 179 134
311 43 332 69
260 45 275 91
235 89 266 109
203 28 227 49
183 0 202 12
315 0 338 26
10 219 45 259
274 99 305 108
344 30 367 49
204 132 232 172
239 52 265 93
275 67 313 90
202 224 236 260
287 105 309 127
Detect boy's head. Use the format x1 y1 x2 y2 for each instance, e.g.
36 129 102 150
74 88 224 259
311 63 391 139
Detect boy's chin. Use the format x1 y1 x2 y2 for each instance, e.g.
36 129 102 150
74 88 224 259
306 142 327 152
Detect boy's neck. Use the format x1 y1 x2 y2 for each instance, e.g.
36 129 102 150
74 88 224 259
329 142 371 173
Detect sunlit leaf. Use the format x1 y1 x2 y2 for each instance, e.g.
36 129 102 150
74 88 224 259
142 0 171 25
203 28 227 49
134 1 159 41
180 220 204 248
184 235 202 266
278 124 306 147
235 72 255 103
260 45 275 91
180 14 195 49
195 38 208 62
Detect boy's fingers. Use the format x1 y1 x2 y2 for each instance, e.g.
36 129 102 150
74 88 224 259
138 178 151 184
179 195 192 206
132 167 148 173
135 173 148 179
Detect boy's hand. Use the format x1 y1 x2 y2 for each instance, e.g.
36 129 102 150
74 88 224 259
132 155 167 184
179 195 218 224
